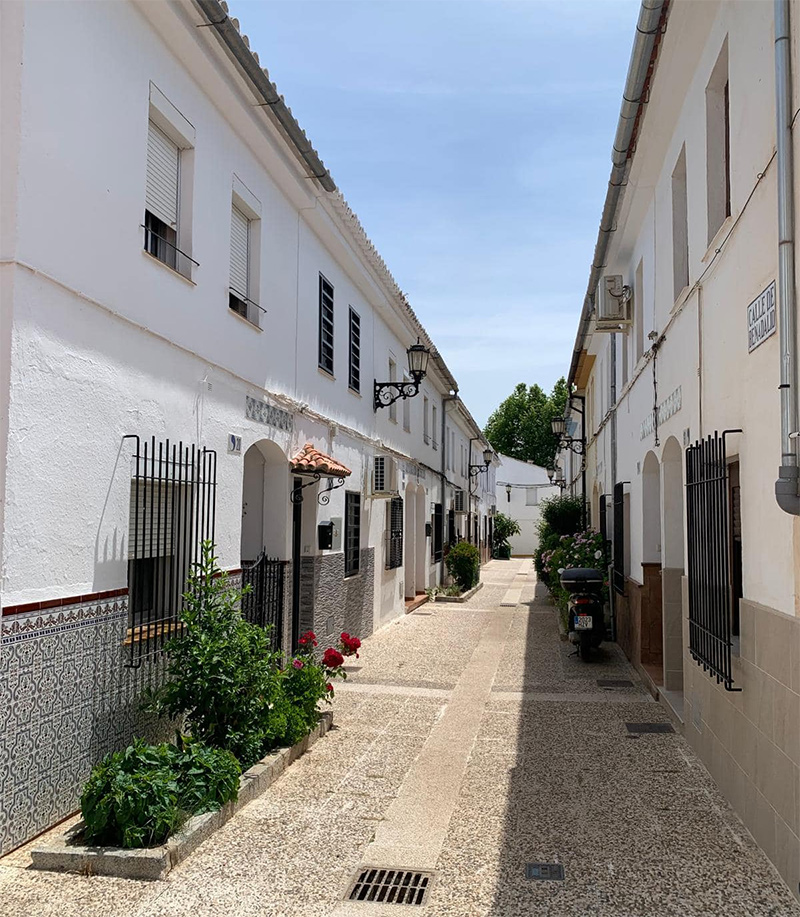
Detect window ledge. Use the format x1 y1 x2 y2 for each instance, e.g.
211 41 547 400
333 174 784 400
348 387 362 398
702 214 734 264
142 248 195 286
228 307 262 332
318 366 335 381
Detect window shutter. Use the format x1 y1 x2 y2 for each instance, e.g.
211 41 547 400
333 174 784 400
229 205 249 298
128 481 175 559
146 121 179 227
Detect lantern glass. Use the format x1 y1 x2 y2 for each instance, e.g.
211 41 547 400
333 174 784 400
482 447 493 466
505 484 512 496
407 340 430 383
547 467 555 483
551 417 566 437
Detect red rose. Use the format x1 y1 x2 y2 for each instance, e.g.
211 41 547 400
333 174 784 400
339 633 361 657
326 683 333 692
322 647 344 668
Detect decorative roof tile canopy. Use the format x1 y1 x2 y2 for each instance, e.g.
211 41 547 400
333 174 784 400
290 443 351 478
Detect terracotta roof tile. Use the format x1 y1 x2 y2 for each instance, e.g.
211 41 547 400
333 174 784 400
290 443 351 478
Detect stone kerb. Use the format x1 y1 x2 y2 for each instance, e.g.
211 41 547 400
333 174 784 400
433 582 484 604
30 711 334 881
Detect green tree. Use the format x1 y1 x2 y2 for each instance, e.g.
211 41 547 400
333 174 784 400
483 378 569 467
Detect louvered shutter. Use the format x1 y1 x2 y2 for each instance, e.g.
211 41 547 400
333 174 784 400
229 205 249 298
146 121 179 227
128 482 175 559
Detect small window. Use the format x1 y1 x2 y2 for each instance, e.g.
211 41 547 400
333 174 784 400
318 275 334 375
423 396 430 444
634 260 645 363
144 121 184 274
385 496 404 569
348 308 361 392
229 205 252 320
672 146 689 299
344 492 360 577
706 41 731 243
432 406 438 450
526 487 538 506
432 503 444 562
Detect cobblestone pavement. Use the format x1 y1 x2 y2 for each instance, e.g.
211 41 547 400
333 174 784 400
1 560 798 916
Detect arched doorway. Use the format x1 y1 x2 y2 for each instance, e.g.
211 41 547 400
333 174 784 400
240 440 290 645
641 451 663 685
661 437 685 694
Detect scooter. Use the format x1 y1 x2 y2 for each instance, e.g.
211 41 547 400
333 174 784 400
559 567 605 661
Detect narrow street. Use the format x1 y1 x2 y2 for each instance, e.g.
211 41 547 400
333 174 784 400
1 559 797 917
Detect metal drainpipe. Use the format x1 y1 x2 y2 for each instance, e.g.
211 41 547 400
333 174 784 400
774 0 800 515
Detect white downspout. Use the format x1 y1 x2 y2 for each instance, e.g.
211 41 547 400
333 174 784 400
774 0 800 515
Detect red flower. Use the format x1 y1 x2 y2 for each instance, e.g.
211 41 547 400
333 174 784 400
326 683 333 693
292 658 304 670
322 647 344 669
339 633 362 657
298 630 318 648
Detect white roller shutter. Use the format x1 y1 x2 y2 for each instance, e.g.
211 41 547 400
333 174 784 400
128 481 176 559
146 121 179 227
229 205 249 297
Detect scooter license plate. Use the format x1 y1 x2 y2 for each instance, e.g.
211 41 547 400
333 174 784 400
574 615 593 630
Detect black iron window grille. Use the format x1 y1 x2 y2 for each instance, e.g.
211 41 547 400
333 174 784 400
319 274 334 375
344 491 361 577
612 481 627 596
349 307 361 392
448 508 456 547
142 214 198 279
386 496 404 570
241 551 286 648
686 429 742 691
432 503 444 562
124 435 216 667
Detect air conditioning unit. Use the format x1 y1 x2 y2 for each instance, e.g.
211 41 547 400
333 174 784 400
372 455 398 497
596 274 632 332
454 489 467 514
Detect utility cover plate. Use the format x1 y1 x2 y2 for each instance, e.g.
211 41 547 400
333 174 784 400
346 867 434 906
626 722 675 734
526 863 565 881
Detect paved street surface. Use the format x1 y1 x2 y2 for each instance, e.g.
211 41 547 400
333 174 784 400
1 559 798 917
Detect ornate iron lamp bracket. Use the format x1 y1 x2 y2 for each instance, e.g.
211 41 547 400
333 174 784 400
374 379 421 411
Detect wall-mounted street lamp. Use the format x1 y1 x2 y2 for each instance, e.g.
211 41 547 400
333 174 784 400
547 466 556 484
505 483 512 502
550 416 585 455
553 398 586 525
468 446 493 495
374 339 431 411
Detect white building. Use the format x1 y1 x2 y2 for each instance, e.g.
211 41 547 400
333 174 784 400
558 0 800 896
495 456 559 556
0 0 495 854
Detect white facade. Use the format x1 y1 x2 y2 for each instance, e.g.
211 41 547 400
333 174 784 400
559 0 800 896
495 456 558 556
0 0 495 855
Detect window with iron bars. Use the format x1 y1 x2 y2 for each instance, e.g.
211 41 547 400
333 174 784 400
125 435 216 667
319 274 334 375
386 496 404 569
432 502 443 562
344 491 361 577
348 307 361 392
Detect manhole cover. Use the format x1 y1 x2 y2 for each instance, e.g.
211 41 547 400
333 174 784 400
597 678 633 688
526 863 565 881
346 867 434 905
626 722 674 734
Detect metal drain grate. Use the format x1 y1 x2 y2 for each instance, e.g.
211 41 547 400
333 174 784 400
526 863 565 881
626 722 675 734
346 867 434 906
597 678 633 688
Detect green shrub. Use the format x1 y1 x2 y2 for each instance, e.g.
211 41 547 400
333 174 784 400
81 738 240 849
538 494 585 536
147 543 288 769
492 512 520 557
445 541 481 592
281 657 331 743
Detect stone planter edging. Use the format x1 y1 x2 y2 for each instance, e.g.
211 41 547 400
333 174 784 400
30 711 334 881
433 582 483 604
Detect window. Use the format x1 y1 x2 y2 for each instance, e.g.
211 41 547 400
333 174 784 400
229 205 250 318
423 396 430 444
386 496 404 569
144 121 179 271
448 508 456 547
432 406 438 450
348 308 361 392
634 260 644 364
402 374 411 431
525 487 538 506
388 359 397 423
432 503 444 561
318 274 334 375
706 41 731 243
344 492 360 576
672 146 689 300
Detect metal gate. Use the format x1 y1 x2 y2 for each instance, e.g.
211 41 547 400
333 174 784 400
241 551 286 649
685 430 742 691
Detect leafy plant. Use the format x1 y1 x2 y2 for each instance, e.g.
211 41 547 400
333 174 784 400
147 543 288 769
445 541 481 592
80 738 240 849
483 377 569 467
492 512 520 557
282 640 346 743
538 494 585 537
536 529 608 613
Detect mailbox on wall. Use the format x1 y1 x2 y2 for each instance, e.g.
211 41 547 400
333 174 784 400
318 521 334 551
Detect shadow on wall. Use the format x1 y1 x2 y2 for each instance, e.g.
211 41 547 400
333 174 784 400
92 438 131 592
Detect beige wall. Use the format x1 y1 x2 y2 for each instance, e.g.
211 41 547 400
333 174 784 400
683 581 800 896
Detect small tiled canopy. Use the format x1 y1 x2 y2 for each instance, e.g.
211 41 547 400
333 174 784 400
290 442 352 478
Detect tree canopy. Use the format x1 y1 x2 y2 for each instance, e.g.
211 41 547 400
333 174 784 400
483 378 569 468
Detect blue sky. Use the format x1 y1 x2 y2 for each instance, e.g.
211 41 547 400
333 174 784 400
227 0 639 425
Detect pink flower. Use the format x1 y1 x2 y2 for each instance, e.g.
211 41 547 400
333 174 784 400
292 659 304 670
